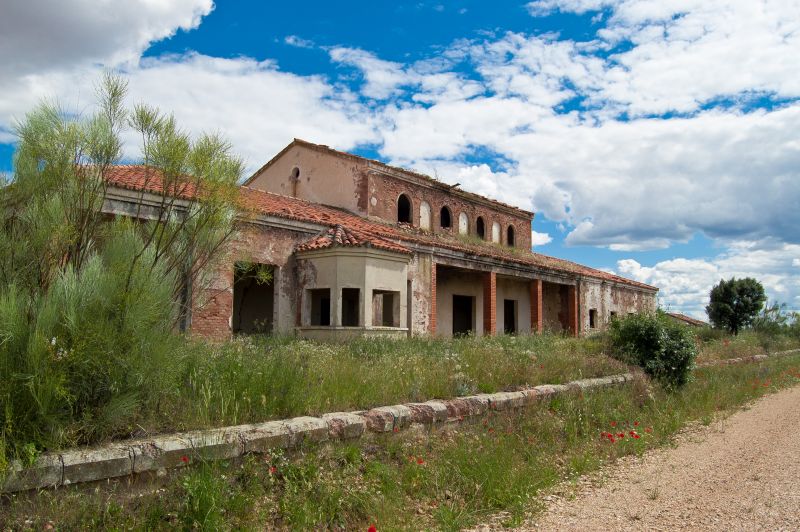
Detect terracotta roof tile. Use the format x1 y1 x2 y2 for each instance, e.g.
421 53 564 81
105 165 657 291
297 225 412 255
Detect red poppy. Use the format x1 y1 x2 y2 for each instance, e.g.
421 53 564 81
417 457 425 465
633 434 641 439
634 421 640 427
369 525 378 532
610 421 617 427
180 456 189 464
629 431 636 437
393 426 399 433
617 433 625 438
269 466 277 475
488 428 495 434
645 427 653 433
540 364 544 369
609 436 616 443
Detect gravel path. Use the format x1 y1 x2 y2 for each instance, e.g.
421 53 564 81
479 384 800 531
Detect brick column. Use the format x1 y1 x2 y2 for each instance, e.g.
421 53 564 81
483 271 497 336
567 284 579 337
530 279 543 333
430 262 437 334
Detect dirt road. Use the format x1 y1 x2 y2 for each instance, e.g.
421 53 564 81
481 384 800 531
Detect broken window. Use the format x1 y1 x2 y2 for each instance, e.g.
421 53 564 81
589 308 597 329
309 288 331 326
504 299 517 334
232 262 274 334
507 225 515 247
476 217 485 239
397 194 412 224
458 212 469 234
341 288 360 327
452 294 474 336
440 206 452 228
372 290 400 327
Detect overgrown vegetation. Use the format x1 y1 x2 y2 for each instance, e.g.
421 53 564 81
0 75 243 469
609 311 697 388
5 353 799 530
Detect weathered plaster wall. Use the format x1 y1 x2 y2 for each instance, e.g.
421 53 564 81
496 277 532 335
367 172 533 250
541 281 567 333
580 280 658 332
191 223 306 340
248 144 369 214
407 253 434 335
435 268 486 337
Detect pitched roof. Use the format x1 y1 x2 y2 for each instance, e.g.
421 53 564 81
666 312 708 327
297 225 412 255
245 138 534 218
105 165 657 291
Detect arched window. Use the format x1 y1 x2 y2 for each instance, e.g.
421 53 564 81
507 225 515 247
290 167 300 197
491 221 501 243
458 212 469 235
397 194 412 224
419 201 431 230
440 206 452 228
476 216 485 239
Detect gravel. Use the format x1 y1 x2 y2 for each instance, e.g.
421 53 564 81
475 384 800 531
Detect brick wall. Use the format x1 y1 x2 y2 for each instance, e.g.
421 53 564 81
483 271 497 335
367 173 533 250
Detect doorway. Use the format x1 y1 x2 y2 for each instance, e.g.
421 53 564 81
452 294 474 336
504 299 517 334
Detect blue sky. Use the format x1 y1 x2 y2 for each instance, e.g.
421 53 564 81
1 0 799 318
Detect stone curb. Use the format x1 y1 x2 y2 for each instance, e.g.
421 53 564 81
3 348 798 493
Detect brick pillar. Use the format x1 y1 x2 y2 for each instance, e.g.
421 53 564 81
567 284 579 337
530 278 543 333
430 262 437 334
483 271 497 336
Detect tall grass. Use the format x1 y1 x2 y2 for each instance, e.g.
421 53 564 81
5 354 799 530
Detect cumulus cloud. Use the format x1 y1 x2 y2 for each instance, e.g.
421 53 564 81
531 230 553 247
617 242 800 318
0 0 213 81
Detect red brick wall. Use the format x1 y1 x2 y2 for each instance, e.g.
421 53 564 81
429 262 437 334
368 173 533 250
530 279 543 333
483 271 497 335
190 223 309 341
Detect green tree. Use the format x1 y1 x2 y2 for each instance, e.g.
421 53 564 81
0 74 243 468
706 277 767 335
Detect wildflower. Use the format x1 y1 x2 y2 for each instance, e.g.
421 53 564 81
645 427 653 433
633 434 641 439
610 421 617 427
609 436 616 443
393 427 399 433
269 466 277 475
180 456 190 464
617 433 625 438
369 525 378 532
629 431 636 437
488 428 495 434
634 421 640 427
416 457 425 465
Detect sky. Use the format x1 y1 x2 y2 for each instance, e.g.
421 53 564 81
1 0 799 318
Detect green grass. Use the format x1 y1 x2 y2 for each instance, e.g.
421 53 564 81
4 353 799 530
695 329 800 363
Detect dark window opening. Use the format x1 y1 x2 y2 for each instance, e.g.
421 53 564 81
452 294 474 336
610 311 618 322
341 288 360 327
589 308 597 329
397 194 412 224
233 262 274 334
440 206 452 228
309 288 331 326
476 217 485 239
504 299 517 334
372 289 400 327
507 225 515 247
290 167 300 197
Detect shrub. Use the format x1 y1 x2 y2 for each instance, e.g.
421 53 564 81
609 312 697 388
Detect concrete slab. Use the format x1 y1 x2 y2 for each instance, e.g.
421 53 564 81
61 444 132 485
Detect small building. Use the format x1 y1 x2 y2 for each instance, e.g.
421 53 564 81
105 139 658 341
665 312 708 328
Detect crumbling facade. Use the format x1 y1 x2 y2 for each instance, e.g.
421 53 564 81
105 139 657 341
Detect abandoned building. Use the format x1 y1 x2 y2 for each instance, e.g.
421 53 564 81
105 139 658 341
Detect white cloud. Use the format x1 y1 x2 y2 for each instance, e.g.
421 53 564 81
531 230 553 246
0 0 213 81
284 35 315 49
617 242 800 317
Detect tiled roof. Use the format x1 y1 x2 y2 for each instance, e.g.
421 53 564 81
296 225 413 255
105 165 657 291
666 312 708 327
245 139 534 218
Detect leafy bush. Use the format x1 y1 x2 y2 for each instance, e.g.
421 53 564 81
609 312 697 388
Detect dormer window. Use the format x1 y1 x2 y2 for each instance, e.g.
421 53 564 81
476 216 485 239
440 206 452 228
507 225 515 247
397 194 412 224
